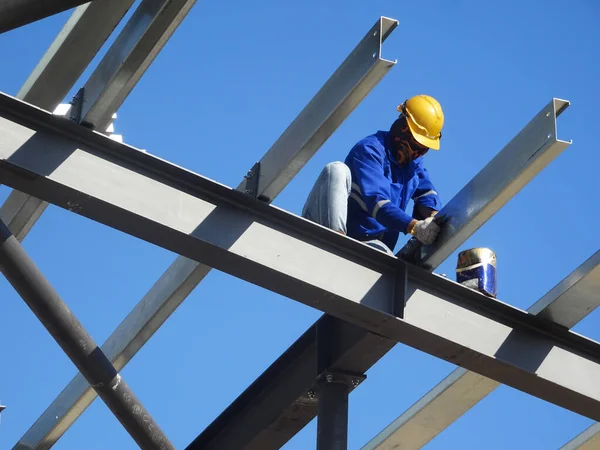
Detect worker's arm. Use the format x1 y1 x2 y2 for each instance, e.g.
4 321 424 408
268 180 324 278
411 161 442 220
345 143 416 234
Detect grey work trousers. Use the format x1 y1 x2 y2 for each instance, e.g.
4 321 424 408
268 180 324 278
301 162 394 255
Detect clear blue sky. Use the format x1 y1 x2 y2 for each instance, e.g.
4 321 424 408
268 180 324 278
0 0 599 449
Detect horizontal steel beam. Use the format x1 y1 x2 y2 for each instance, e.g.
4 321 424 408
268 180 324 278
561 423 600 450
76 0 198 131
11 17 398 450
187 97 573 448
0 93 597 438
362 249 600 450
0 0 93 34
1 0 135 242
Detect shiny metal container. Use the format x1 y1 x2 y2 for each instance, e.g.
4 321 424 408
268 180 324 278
456 247 497 297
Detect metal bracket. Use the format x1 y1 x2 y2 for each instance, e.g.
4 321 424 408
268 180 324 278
69 88 85 124
69 88 94 129
306 369 367 400
244 161 261 198
318 369 366 388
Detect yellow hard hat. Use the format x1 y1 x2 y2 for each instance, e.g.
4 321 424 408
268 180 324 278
397 95 444 150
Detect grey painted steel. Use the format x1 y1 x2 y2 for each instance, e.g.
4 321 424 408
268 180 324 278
0 0 135 241
1 94 599 426
561 423 600 450
10 17 398 450
78 0 198 131
0 220 174 450
187 97 573 449
529 250 600 327
317 381 349 450
362 249 600 450
0 0 93 34
16 0 134 110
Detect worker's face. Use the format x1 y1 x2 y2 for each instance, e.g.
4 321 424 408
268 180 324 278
393 121 429 165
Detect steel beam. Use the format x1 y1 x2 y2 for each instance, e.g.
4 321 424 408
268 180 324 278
10 17 398 450
1 94 597 438
0 0 95 34
362 249 600 450
186 98 573 449
0 220 174 450
561 423 600 450
1 0 135 241
75 0 198 131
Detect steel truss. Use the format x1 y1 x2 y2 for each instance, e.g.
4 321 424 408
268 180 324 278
0 5 598 450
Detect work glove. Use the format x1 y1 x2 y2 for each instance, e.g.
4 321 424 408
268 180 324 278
412 216 440 245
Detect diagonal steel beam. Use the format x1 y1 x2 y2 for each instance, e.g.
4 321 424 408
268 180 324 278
0 220 174 450
185 98 572 449
75 0 199 131
561 423 600 450
0 0 95 34
0 0 135 241
362 249 600 450
0 91 598 448
10 17 398 450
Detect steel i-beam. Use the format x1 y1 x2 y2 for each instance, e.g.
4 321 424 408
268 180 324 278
0 220 174 450
184 98 573 449
0 0 135 241
11 16 398 450
362 249 600 450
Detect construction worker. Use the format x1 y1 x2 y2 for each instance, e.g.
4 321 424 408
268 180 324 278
302 94 444 255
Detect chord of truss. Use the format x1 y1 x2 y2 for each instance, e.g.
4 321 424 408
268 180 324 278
0 220 174 449
561 423 600 450
1 93 596 449
185 98 572 449
362 249 600 450
0 0 98 34
1 0 135 241
11 17 398 449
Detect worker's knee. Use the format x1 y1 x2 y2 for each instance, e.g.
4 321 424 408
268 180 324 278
323 161 350 185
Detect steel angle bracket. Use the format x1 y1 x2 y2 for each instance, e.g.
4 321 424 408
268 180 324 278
399 98 572 269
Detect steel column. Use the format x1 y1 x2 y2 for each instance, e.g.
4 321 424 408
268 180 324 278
317 380 349 450
0 220 174 450
11 17 398 449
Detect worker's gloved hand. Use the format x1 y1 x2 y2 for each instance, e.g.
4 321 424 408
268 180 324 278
412 216 440 245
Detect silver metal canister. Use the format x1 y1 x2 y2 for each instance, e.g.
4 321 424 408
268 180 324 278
456 247 497 297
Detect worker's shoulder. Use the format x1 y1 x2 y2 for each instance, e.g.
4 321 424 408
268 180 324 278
351 131 388 155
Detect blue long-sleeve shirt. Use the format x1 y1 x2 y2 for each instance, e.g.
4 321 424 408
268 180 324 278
344 130 442 251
